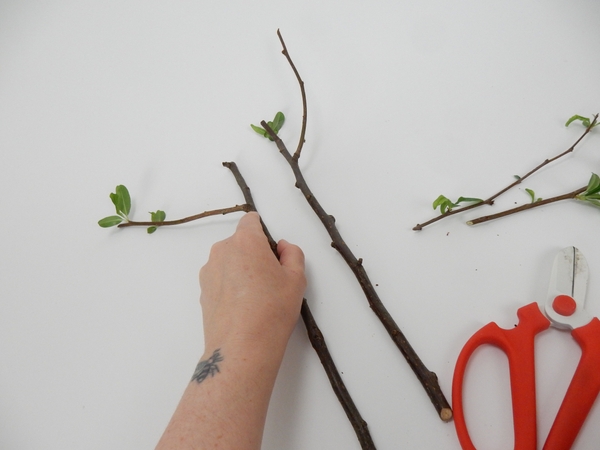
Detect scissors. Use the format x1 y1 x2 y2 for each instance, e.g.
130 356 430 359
452 247 600 449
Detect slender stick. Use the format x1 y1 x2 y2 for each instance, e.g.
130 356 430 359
118 204 250 228
276 29 307 160
412 114 598 231
300 300 374 449
223 161 377 449
467 186 587 226
262 32 452 422
264 120 452 421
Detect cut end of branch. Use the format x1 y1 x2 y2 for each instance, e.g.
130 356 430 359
412 224 423 231
440 407 453 422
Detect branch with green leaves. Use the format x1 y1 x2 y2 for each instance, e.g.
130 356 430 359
467 172 600 226
98 185 250 233
251 111 285 141
253 30 452 423
413 114 599 230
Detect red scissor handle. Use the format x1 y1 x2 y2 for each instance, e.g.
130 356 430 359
453 303 551 450
543 317 600 450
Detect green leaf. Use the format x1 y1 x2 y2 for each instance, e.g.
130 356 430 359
456 197 483 204
432 195 452 210
98 215 123 228
110 192 118 210
115 185 131 216
109 185 131 218
584 173 600 196
271 111 285 133
250 124 267 137
251 112 285 141
578 196 600 208
150 210 166 222
514 175 521 180
524 188 543 203
145 210 166 234
576 175 600 207
565 115 591 128
433 195 482 214
436 196 457 214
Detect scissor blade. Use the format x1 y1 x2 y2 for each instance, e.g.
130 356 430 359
545 246 591 329
552 247 588 299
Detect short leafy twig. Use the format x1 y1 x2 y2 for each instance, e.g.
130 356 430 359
412 113 599 230
466 186 587 225
118 205 251 228
98 184 251 233
259 32 452 422
468 172 600 225
223 161 376 449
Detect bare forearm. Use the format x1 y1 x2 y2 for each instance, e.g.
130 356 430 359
155 340 289 449
156 214 306 449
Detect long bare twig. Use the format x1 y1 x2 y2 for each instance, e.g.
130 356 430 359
262 31 452 422
412 114 598 231
223 161 376 449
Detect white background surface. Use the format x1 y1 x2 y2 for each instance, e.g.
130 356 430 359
1 1 600 448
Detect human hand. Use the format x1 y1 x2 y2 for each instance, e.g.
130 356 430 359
156 213 306 449
199 212 306 353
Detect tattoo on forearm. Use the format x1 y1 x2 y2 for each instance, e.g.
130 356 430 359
191 349 224 384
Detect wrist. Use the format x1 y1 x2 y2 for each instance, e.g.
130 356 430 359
203 328 292 365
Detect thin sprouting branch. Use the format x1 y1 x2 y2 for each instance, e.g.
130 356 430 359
412 199 493 230
262 117 453 421
466 186 587 226
263 119 452 421
263 31 453 421
276 29 307 160
118 204 250 228
223 161 376 449
413 113 599 231
483 114 597 202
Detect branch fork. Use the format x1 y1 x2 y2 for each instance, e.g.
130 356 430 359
261 31 452 423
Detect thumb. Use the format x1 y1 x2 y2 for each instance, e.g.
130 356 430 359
236 211 261 232
277 239 305 273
